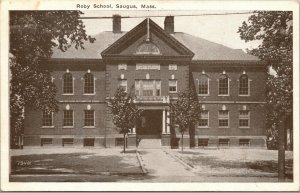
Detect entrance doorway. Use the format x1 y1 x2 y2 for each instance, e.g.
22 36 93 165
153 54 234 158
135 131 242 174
137 110 162 139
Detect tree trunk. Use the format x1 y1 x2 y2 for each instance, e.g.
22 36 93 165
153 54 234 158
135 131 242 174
278 116 286 181
123 133 126 153
181 132 184 153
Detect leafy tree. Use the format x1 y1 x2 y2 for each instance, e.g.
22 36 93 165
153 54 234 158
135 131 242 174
169 88 202 152
238 11 292 149
10 11 95 148
108 88 141 153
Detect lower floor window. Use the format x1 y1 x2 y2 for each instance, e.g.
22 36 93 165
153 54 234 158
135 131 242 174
199 110 209 127
83 138 95 146
239 139 250 146
41 138 52 146
116 138 125 146
62 138 74 146
218 110 229 127
198 138 209 147
218 138 229 146
84 110 95 127
239 111 250 127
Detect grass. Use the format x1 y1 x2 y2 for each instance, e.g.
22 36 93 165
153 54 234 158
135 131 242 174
11 151 143 175
172 149 293 179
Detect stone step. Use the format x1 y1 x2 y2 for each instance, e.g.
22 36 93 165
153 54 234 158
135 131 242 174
138 139 161 149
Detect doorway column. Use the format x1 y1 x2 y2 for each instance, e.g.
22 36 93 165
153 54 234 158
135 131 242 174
162 109 166 133
166 110 170 134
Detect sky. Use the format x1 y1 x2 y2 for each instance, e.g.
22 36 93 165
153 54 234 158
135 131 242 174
82 10 261 51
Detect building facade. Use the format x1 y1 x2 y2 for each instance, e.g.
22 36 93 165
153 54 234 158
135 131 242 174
24 15 267 148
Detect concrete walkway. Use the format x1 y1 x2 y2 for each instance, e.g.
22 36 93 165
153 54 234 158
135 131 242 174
137 149 195 180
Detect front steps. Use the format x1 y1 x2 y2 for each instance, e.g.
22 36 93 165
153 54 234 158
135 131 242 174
138 139 161 149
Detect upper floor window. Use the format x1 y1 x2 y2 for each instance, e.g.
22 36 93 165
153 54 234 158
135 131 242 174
84 73 95 94
169 80 177 93
199 110 209 127
136 63 160 70
218 110 229 127
239 110 250 128
218 74 229 95
136 42 160 55
119 80 127 92
118 64 127 70
169 64 177 70
42 111 53 127
198 75 209 95
239 74 249 96
63 110 73 127
84 110 95 127
63 73 73 94
135 80 161 97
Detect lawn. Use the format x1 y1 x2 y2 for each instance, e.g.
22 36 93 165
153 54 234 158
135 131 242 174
169 149 293 179
10 148 143 175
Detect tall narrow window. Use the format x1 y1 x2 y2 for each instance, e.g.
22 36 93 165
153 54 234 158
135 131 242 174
84 110 95 127
199 110 209 127
218 74 229 95
119 80 127 92
84 73 94 94
239 75 249 95
218 110 229 127
169 80 177 93
42 111 53 127
239 111 250 127
63 73 73 94
63 110 73 127
198 75 209 95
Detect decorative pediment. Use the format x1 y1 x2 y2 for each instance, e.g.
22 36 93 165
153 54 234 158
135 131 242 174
101 18 194 60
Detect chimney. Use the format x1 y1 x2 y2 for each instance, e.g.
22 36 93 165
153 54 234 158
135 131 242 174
164 16 174 34
113 14 121 33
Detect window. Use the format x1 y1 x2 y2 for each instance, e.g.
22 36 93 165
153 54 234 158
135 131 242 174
169 80 177 93
198 138 209 147
116 138 125 146
239 75 249 95
42 111 53 127
198 75 209 95
119 80 127 92
84 73 94 94
63 73 73 94
218 110 229 127
239 139 250 146
118 64 127 70
84 110 95 127
218 74 229 95
41 138 52 146
199 110 209 127
135 80 161 96
63 110 73 127
136 42 160 55
169 64 177 70
239 111 250 127
62 138 74 146
83 138 95 147
136 63 160 70
218 138 230 146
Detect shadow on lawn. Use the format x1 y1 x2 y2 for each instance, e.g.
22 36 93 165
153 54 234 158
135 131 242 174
11 152 143 175
185 155 293 179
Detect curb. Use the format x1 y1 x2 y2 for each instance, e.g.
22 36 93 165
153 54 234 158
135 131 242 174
136 150 148 175
163 150 196 172
10 171 145 176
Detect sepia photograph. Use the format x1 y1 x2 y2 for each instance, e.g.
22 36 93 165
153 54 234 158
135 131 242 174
1 0 299 191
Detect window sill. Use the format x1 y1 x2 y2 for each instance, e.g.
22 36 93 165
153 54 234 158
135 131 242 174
218 126 229 128
239 127 250 129
83 126 96 129
198 126 210 129
83 93 96 95
62 94 74 96
63 126 74 129
238 95 250 97
198 94 209 97
169 91 177 94
218 95 229 97
41 126 55 129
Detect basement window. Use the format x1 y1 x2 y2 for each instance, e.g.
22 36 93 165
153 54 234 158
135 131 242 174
218 138 229 146
239 139 250 146
62 138 74 147
41 138 52 146
198 138 209 147
83 138 95 147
